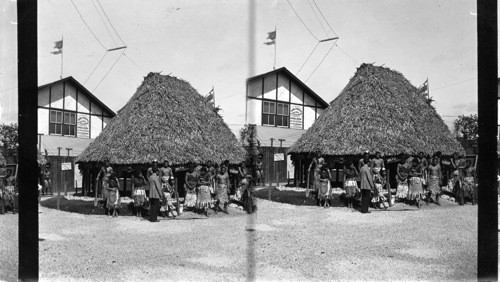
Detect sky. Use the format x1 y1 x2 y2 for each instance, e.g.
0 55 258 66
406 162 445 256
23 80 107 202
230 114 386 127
0 0 486 132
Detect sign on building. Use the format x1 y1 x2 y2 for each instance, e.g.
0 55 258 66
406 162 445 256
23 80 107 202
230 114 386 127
274 153 285 161
290 104 303 129
61 162 72 170
77 114 90 139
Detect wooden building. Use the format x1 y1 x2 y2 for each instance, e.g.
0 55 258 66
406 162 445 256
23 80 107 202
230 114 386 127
245 67 329 184
37 77 115 193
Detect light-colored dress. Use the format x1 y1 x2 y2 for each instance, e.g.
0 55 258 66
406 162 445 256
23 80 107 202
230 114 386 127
133 176 147 207
344 168 358 198
371 174 386 203
408 165 424 200
215 172 229 204
184 173 198 208
317 169 331 200
396 164 409 199
196 174 212 209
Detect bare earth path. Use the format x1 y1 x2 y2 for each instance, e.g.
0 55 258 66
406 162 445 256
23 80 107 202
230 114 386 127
1 198 478 281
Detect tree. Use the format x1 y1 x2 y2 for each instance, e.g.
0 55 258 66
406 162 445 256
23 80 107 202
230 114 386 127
453 114 478 154
240 124 260 168
0 123 18 150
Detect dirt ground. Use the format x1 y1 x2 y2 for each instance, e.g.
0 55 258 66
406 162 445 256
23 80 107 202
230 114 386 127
1 195 480 281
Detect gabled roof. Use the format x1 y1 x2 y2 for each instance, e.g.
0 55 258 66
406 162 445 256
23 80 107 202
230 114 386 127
247 67 329 108
289 63 465 156
38 76 116 117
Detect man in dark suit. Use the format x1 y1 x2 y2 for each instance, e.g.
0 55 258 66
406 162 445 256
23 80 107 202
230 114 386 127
360 158 374 214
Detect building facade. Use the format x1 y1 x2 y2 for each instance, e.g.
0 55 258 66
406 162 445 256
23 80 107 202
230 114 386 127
245 67 329 184
37 77 115 191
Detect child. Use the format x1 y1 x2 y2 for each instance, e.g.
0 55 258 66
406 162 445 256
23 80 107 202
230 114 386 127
161 177 177 219
372 168 388 210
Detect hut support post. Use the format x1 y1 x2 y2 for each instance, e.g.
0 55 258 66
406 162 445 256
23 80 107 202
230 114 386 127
175 177 180 215
56 148 62 210
387 169 392 207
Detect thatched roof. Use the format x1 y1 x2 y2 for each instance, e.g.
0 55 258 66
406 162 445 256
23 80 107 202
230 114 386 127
289 64 464 156
76 73 246 165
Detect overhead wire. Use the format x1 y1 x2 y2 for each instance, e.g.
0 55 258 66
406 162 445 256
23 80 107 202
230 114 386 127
123 53 146 73
84 51 109 84
286 0 319 41
296 42 320 75
93 50 125 92
432 78 477 91
96 0 126 46
308 0 329 38
335 43 359 65
91 0 117 47
312 0 338 37
305 42 336 82
70 0 108 50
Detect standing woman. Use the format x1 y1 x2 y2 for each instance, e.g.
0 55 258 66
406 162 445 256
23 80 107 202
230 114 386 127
184 164 198 211
96 160 113 214
214 165 230 214
196 166 212 216
131 170 147 217
460 160 476 205
395 156 410 202
426 157 442 206
317 164 331 208
106 174 120 217
41 163 52 195
343 161 359 208
408 157 424 208
148 165 162 223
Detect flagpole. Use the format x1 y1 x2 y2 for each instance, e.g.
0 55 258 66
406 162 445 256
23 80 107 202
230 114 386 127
212 86 215 105
60 35 63 79
273 26 277 70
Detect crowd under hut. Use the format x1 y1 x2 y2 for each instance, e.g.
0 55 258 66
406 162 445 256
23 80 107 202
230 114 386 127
288 63 464 188
76 72 246 200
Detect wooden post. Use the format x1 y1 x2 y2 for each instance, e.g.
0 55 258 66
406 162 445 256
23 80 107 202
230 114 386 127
387 168 392 207
56 147 62 210
175 177 180 215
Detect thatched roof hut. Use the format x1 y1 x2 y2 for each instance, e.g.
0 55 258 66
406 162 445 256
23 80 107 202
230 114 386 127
289 64 464 157
76 73 246 165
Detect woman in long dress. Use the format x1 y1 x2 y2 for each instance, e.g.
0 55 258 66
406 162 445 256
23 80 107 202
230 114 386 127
215 165 230 214
408 158 424 208
459 160 476 205
96 160 113 214
106 174 120 217
396 156 410 202
343 161 359 208
317 164 331 208
131 170 147 217
184 164 198 211
196 166 212 216
426 157 442 206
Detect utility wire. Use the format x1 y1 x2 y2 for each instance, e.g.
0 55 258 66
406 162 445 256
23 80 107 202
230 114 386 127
123 53 146 73
305 43 336 82
432 78 477 91
70 0 108 50
93 50 125 92
286 0 319 41
336 43 359 65
91 0 117 47
297 42 320 75
96 0 126 46
308 0 329 38
313 0 338 37
84 51 108 84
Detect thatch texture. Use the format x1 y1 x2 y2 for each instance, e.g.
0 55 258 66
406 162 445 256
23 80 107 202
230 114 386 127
0 152 5 166
76 73 246 165
289 64 464 156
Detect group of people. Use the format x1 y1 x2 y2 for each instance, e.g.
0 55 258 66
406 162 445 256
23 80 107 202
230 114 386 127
0 165 16 214
307 150 476 214
96 159 257 223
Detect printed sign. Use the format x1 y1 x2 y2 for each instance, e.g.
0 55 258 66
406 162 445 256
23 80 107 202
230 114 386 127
290 104 303 129
77 114 90 139
61 162 72 170
274 153 285 161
